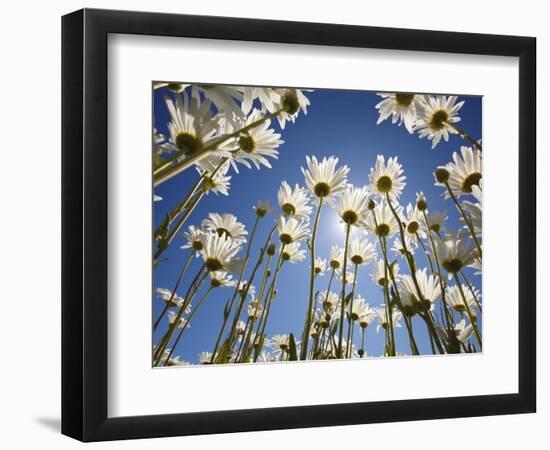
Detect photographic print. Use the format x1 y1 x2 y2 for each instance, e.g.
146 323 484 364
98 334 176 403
152 84 482 367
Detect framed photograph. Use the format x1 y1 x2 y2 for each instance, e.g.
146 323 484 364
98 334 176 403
62 8 536 442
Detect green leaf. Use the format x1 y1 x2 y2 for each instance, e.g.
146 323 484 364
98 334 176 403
288 334 298 361
223 299 231 319
344 292 353 308
153 258 168 268
215 340 230 364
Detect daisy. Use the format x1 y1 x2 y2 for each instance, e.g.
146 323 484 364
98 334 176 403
241 87 281 115
198 351 213 364
416 191 428 212
247 300 263 319
278 181 312 219
469 257 482 275
281 241 306 263
198 160 231 196
155 287 186 309
403 203 426 239
235 320 247 335
375 306 402 333
236 281 256 299
181 225 206 254
446 284 480 318
257 351 278 363
416 95 465 149
301 156 350 202
254 200 272 218
202 213 248 244
375 93 424 133
337 185 371 227
398 268 441 315
349 296 370 322
368 155 406 201
371 259 401 286
319 290 340 313
348 238 377 266
229 108 284 171
200 232 244 273
314 257 328 276
167 310 189 329
391 235 417 256
425 211 447 234
191 84 245 124
163 92 221 158
164 355 189 367
209 271 235 288
454 318 475 343
153 81 189 92
329 245 345 270
366 200 401 238
462 183 482 236
315 308 332 328
273 88 311 129
337 267 355 285
358 306 377 329
440 146 482 198
270 334 290 352
277 216 310 245
435 230 477 276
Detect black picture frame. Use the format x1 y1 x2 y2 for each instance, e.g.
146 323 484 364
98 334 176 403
62 8 536 442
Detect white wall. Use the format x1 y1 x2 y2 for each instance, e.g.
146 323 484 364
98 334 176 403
0 1 546 448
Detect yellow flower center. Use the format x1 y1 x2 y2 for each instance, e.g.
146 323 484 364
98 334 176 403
282 90 300 115
376 175 393 193
282 203 296 215
205 258 223 271
395 93 415 107
461 172 482 193
407 221 419 234
175 132 202 156
238 134 256 153
443 258 463 273
280 233 293 245
351 255 363 265
314 182 331 197
375 223 390 237
429 109 449 131
342 210 358 225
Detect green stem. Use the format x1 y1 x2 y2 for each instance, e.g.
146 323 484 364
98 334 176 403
163 286 213 365
226 216 262 346
153 251 194 331
254 249 286 362
346 265 359 358
154 268 207 365
460 270 482 313
444 122 482 152
154 190 205 262
385 193 445 354
381 236 396 356
154 109 284 186
337 223 351 358
444 182 483 258
454 273 482 350
301 197 324 360
422 211 454 331
153 173 206 241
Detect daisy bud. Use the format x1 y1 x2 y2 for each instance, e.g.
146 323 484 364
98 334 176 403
368 199 376 210
267 244 276 256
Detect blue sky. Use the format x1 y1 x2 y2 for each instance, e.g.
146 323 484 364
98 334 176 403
153 87 482 364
